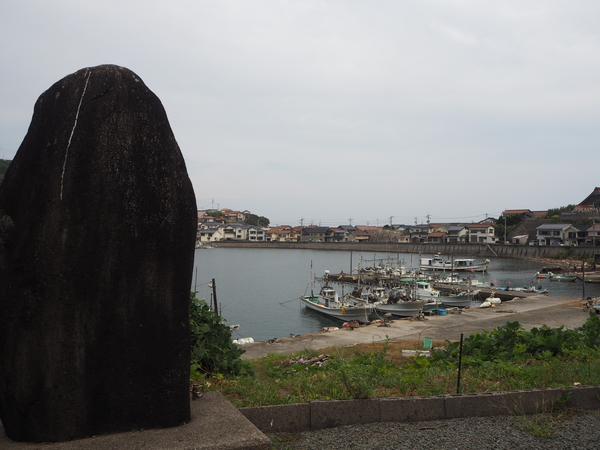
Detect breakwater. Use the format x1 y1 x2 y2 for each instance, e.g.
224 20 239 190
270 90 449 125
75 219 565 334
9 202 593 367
211 241 600 260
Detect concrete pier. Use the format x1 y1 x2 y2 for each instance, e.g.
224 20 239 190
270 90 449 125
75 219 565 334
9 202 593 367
240 293 590 360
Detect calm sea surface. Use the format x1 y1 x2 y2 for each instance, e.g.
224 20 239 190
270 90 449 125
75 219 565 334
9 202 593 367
192 248 600 342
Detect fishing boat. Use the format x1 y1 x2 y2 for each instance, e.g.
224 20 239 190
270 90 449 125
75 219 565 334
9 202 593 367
548 272 577 282
439 290 481 308
415 281 440 299
420 253 490 272
511 285 549 294
354 286 425 317
300 285 373 322
375 298 426 317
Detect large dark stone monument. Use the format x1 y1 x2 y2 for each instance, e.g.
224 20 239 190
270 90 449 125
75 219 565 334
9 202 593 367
0 65 197 442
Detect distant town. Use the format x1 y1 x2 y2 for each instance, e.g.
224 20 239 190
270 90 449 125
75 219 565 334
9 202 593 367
1 159 598 248
197 188 600 248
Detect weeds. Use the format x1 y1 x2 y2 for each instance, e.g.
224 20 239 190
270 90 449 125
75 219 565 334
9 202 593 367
512 393 579 439
203 315 600 407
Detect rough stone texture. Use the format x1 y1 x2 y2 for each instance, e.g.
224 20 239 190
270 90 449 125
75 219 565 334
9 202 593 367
0 65 197 442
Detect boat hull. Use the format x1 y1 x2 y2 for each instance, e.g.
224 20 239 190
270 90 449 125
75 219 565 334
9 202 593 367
375 300 425 317
439 297 473 308
420 263 489 273
300 296 372 322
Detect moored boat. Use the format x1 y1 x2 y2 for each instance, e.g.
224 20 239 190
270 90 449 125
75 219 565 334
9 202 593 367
300 285 373 322
439 290 481 308
548 272 577 282
420 253 490 272
375 299 425 317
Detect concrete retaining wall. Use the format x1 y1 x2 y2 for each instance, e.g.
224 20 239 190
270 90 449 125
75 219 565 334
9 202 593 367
239 385 600 433
214 241 599 260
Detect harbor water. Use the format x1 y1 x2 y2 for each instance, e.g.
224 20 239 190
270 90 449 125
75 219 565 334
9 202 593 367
192 247 600 343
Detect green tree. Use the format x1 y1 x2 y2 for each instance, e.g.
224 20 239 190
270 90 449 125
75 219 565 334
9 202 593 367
244 214 270 227
544 205 576 218
495 214 523 243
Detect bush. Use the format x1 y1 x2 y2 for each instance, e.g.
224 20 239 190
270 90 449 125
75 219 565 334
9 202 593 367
189 292 253 378
432 314 600 366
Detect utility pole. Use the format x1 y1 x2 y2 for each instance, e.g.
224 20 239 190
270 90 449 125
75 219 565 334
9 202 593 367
300 217 304 226
389 216 394 227
348 218 353 226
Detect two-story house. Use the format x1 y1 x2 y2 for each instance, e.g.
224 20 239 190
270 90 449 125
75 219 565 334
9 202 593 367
198 223 224 243
266 225 294 242
409 224 433 243
446 225 468 243
535 224 579 246
466 223 497 244
300 226 330 242
584 223 600 246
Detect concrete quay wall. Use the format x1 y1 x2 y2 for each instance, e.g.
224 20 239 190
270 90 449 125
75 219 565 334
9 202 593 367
240 385 600 433
214 241 599 260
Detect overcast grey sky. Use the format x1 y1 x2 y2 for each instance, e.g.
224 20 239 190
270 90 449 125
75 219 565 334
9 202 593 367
1 1 599 226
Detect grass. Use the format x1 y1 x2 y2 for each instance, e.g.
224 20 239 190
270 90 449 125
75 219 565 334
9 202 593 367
511 393 581 439
196 340 600 408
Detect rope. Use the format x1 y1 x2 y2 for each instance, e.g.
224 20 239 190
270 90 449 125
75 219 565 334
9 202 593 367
279 297 301 305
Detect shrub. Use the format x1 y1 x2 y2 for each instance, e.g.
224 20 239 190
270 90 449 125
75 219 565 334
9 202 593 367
189 292 253 378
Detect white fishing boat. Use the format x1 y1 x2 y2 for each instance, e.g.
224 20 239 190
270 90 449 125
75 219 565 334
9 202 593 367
300 285 373 322
439 290 481 308
416 281 440 299
420 253 490 272
353 286 425 317
375 296 425 317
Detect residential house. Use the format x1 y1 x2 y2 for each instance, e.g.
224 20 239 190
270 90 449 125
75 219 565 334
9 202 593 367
198 222 266 242
535 224 579 246
408 224 432 243
347 229 370 242
446 225 468 244
301 226 330 242
197 209 226 224
330 227 350 242
220 209 251 222
466 223 497 244
198 223 224 243
266 225 294 242
583 223 600 246
246 225 265 241
427 231 447 243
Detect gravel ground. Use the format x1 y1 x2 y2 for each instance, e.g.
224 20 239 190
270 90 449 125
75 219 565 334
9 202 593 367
268 410 600 449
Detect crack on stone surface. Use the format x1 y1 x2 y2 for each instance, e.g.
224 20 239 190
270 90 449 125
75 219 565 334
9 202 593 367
60 69 91 200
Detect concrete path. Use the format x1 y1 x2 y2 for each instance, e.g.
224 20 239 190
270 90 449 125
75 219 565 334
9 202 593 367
240 294 591 359
1 392 270 449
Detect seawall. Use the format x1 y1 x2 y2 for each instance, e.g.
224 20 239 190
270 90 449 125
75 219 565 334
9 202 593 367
211 241 600 260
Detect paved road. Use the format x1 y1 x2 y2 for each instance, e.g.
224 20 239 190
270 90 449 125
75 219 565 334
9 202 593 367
241 293 590 359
